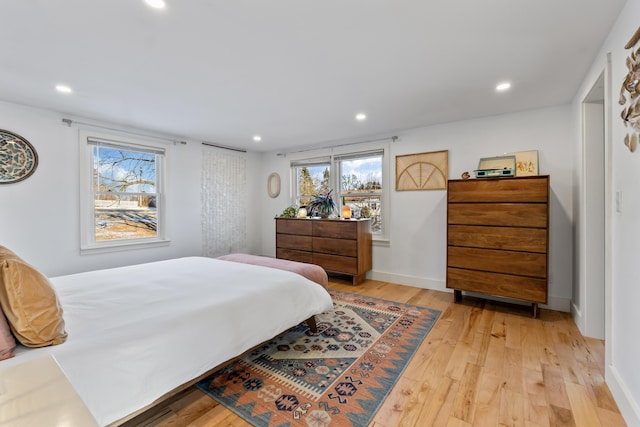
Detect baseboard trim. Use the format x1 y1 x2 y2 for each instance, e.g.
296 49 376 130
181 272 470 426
369 270 447 292
368 270 571 312
606 364 640 426
571 301 585 335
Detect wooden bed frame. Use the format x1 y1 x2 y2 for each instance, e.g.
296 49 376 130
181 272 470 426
113 254 329 426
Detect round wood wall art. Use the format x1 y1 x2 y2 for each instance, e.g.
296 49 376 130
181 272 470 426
0 129 38 184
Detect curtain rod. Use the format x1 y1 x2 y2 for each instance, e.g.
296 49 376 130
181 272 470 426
61 118 187 145
201 142 247 153
276 135 398 157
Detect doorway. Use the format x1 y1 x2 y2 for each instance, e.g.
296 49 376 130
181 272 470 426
578 71 606 339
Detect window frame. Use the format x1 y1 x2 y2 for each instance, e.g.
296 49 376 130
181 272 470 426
289 143 390 242
79 130 170 254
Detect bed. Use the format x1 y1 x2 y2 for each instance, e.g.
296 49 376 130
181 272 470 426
0 254 333 426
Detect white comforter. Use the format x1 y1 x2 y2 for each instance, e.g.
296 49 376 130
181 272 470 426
1 257 333 426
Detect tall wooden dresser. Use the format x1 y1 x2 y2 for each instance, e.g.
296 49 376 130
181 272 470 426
276 218 372 285
446 176 549 317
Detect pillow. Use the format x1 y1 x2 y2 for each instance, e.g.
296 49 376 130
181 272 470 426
0 306 16 360
0 246 67 347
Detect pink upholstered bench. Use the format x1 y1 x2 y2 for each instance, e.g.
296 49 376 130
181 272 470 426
217 253 329 333
217 253 328 289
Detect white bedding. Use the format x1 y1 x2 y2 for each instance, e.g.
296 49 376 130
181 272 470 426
0 257 333 426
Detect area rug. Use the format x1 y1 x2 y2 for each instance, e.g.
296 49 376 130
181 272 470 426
196 290 441 427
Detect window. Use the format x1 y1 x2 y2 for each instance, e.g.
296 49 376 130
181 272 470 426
80 131 168 253
291 158 331 207
336 151 383 234
291 146 389 240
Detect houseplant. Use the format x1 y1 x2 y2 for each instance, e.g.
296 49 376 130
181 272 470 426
279 205 299 218
306 189 336 218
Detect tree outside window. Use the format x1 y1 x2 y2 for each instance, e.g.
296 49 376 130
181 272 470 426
93 145 160 241
294 163 330 206
338 154 383 233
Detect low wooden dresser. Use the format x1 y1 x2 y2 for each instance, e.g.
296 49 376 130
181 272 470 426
446 176 550 317
276 217 372 285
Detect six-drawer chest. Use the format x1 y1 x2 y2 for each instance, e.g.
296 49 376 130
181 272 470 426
446 176 550 317
275 217 372 285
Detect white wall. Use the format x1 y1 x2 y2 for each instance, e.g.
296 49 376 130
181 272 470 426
573 0 640 423
259 104 574 312
0 100 262 277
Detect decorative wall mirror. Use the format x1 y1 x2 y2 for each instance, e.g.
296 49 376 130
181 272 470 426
267 172 281 198
0 129 38 184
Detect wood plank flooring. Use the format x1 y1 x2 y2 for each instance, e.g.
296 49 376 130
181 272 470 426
126 278 626 427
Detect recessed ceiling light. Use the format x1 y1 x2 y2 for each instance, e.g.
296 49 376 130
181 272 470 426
496 82 511 92
253 136 262 142
355 113 367 121
144 0 166 9
55 85 72 94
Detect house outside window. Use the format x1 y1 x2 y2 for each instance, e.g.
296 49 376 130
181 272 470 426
290 145 389 241
79 130 169 253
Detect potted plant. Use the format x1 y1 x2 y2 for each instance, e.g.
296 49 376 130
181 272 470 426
279 205 299 218
307 189 336 218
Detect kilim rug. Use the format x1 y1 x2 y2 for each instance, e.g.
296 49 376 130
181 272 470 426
195 290 441 427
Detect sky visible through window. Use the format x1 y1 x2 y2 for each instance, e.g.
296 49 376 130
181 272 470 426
94 147 156 193
341 156 382 190
303 157 381 190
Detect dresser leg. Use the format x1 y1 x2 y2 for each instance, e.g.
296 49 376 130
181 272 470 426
352 274 366 285
532 303 539 318
453 290 462 303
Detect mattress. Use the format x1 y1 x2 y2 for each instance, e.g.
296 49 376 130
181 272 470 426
0 257 333 426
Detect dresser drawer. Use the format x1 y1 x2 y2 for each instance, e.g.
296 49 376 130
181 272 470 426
447 267 547 303
314 253 358 274
313 220 357 239
448 246 547 278
313 237 357 256
448 177 548 203
276 234 312 251
448 203 547 228
276 219 312 235
447 225 547 253
276 248 313 264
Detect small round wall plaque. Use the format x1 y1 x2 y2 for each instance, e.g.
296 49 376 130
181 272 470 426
0 129 38 184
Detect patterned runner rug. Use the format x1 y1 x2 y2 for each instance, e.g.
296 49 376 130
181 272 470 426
196 289 441 427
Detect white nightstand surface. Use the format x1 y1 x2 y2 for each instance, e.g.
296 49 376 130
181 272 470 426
0 354 99 427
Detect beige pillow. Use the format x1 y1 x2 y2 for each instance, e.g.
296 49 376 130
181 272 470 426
0 246 67 347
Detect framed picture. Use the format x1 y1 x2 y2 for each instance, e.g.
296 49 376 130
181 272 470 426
396 150 448 190
507 150 539 176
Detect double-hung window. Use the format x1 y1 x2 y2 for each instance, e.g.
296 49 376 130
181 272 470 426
290 145 389 241
79 130 168 253
336 150 384 234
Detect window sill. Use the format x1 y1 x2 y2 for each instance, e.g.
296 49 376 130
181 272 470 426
80 238 171 255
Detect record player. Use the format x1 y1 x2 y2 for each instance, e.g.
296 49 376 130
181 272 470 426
473 155 516 178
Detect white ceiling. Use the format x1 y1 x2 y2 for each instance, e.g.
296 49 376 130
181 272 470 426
0 0 627 152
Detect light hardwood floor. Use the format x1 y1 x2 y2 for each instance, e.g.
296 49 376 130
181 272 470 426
127 278 626 427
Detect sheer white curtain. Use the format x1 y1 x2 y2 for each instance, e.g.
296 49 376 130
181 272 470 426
201 147 247 257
